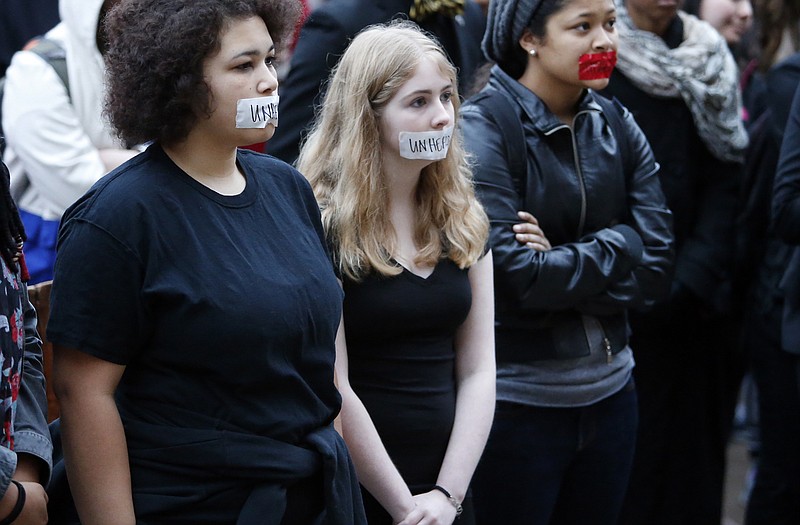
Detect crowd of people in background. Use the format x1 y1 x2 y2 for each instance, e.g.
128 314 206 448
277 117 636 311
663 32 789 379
0 0 798 523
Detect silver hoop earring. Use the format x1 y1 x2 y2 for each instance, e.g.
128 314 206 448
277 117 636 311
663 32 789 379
529 49 537 57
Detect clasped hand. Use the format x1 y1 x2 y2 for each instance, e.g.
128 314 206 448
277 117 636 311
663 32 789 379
513 211 551 251
394 489 458 525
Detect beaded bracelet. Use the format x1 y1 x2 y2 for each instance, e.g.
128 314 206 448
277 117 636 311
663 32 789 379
432 484 463 517
0 480 26 525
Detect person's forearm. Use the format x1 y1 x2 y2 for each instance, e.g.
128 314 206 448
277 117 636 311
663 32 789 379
14 454 43 483
435 370 496 501
0 479 19 520
59 394 135 525
339 389 416 521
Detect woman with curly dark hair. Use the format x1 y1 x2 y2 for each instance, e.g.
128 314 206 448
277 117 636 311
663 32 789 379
45 0 367 523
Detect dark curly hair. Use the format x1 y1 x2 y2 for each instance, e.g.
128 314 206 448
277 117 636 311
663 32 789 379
103 0 301 147
1 160 25 272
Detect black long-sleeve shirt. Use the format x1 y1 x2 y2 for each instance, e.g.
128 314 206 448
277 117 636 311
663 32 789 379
602 15 742 309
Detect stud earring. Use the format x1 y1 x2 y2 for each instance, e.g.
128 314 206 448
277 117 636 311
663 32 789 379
529 49 537 57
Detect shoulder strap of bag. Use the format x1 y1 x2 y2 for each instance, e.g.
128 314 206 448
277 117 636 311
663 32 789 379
1 37 69 157
24 37 70 98
594 93 633 179
467 88 528 196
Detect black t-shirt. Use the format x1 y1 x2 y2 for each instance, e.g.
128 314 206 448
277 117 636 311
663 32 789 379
48 144 343 443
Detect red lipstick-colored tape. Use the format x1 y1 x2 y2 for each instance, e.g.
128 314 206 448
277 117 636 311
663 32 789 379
578 51 617 80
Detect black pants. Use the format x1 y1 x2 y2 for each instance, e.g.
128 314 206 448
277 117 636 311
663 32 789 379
744 301 800 525
472 380 637 525
618 296 744 525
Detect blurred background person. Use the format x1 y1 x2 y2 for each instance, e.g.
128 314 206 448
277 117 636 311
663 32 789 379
601 1 748 524
0 0 59 76
740 2 800 516
703 0 800 521
684 0 762 509
768 72 800 525
683 0 754 63
1 0 139 285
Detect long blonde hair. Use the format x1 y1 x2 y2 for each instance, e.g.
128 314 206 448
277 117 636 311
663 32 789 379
297 21 488 281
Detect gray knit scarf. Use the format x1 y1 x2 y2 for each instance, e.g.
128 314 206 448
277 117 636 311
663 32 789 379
615 4 748 163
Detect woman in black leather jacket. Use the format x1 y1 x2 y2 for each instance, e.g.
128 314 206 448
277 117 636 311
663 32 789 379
460 0 674 523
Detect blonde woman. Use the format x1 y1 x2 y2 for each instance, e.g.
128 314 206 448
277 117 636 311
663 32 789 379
298 22 495 525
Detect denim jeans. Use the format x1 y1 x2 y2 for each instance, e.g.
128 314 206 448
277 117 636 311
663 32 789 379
472 379 637 525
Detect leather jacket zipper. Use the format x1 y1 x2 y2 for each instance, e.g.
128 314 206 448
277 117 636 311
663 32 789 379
569 126 587 237
547 110 593 238
583 315 614 364
573 109 612 363
592 315 614 363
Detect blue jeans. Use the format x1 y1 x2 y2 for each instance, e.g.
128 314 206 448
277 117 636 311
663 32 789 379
472 379 637 525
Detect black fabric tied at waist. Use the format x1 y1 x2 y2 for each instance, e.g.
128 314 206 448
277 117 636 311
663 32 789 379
124 419 366 525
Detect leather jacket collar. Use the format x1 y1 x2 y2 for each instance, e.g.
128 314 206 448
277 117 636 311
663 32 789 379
487 64 604 133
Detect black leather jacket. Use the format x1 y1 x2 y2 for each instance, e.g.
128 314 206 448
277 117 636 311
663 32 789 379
461 66 675 364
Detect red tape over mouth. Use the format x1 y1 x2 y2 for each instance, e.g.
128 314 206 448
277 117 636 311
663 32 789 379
578 51 617 80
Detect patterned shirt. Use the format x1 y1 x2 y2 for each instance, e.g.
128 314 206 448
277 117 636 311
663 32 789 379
0 258 24 450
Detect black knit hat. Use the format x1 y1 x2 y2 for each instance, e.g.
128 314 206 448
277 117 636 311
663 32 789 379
482 0 545 63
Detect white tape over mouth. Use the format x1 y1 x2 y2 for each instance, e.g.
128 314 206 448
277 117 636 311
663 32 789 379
398 126 453 160
236 95 279 128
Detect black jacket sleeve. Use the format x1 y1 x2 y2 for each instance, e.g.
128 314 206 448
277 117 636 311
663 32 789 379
461 101 665 312
576 105 675 314
773 84 800 245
